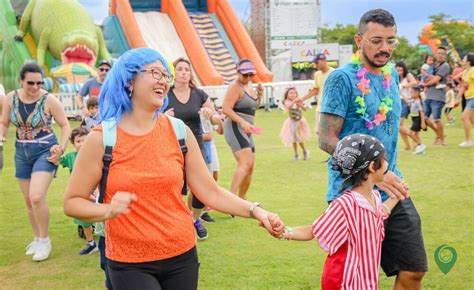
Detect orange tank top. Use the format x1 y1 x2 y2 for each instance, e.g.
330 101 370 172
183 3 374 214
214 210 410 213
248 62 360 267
94 114 196 263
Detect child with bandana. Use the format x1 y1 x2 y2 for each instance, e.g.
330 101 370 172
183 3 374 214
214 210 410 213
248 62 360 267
273 134 399 289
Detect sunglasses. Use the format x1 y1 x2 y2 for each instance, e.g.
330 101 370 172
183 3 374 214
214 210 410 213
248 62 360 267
242 73 254 78
99 68 110 72
26 81 44 86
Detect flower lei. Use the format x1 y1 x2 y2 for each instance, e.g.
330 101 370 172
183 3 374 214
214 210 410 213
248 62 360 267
351 54 393 130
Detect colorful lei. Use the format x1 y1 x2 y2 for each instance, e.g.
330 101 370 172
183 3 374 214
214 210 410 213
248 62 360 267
351 53 393 130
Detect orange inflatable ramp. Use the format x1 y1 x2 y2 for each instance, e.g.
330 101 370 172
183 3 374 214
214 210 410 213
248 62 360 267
208 0 273 82
110 0 223 85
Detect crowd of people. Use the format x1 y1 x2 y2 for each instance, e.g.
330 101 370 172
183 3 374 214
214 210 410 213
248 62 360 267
0 7 472 290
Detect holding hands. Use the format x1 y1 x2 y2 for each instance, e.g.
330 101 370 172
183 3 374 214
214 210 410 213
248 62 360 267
252 207 285 238
376 171 410 200
47 144 63 165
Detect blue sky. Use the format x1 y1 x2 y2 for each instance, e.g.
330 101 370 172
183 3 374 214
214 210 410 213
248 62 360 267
228 0 474 44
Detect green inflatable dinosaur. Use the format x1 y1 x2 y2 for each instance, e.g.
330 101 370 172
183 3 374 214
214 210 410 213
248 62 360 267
15 0 111 67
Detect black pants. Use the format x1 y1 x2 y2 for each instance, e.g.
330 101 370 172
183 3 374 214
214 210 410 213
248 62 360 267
107 247 199 290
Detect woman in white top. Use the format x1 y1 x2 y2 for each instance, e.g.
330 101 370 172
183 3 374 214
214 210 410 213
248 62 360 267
395 61 418 150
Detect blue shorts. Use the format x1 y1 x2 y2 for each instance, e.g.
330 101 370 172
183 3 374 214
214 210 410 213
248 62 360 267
400 100 410 118
466 98 474 110
14 134 58 179
423 99 445 121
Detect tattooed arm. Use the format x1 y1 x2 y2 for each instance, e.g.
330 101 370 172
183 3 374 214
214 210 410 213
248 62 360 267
318 113 344 155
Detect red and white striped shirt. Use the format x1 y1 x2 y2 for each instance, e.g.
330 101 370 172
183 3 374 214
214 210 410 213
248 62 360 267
312 190 387 290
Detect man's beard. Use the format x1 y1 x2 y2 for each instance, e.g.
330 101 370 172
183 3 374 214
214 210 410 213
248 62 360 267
362 50 391 68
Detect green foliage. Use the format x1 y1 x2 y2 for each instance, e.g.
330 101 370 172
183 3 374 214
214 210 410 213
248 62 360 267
428 13 474 56
320 23 358 51
1 110 473 289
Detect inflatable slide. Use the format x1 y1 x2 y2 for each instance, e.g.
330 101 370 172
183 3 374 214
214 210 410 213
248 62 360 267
110 0 272 86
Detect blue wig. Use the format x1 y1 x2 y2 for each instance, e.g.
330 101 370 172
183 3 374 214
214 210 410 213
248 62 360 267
98 48 172 125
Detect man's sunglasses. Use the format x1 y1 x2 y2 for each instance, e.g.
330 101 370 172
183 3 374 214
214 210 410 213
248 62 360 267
242 73 254 78
99 68 110 72
26 81 44 86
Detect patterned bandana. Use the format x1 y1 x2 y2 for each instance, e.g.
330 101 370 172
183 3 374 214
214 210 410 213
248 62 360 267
331 134 386 177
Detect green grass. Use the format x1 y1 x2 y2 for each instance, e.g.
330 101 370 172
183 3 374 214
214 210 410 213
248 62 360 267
0 108 473 289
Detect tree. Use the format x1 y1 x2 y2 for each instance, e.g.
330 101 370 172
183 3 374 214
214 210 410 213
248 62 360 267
320 23 358 51
392 37 423 73
427 13 474 58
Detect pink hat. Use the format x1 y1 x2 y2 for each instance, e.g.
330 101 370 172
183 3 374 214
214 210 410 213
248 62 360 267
237 61 256 75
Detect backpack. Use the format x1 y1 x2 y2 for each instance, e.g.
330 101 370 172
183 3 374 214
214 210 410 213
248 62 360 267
97 115 188 204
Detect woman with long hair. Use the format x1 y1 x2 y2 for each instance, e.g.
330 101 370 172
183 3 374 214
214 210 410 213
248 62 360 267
165 57 221 239
395 61 417 150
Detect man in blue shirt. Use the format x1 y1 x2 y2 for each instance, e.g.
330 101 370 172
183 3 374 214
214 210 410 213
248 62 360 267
319 9 427 289
75 60 111 117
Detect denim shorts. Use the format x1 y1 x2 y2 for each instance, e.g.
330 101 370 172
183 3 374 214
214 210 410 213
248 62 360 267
400 99 410 118
14 134 58 179
466 98 474 110
423 99 445 121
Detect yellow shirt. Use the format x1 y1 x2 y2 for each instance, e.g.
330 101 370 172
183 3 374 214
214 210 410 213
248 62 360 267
463 67 474 99
314 67 335 111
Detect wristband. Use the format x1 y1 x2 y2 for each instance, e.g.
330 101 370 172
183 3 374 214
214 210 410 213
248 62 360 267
249 202 261 219
280 226 293 241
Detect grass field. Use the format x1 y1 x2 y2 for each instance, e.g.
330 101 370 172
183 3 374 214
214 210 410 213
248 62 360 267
0 108 473 289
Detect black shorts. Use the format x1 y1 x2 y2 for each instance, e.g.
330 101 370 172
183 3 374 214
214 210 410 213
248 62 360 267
381 198 428 276
410 116 421 132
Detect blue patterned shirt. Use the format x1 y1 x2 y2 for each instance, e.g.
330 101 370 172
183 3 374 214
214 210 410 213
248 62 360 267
321 63 402 202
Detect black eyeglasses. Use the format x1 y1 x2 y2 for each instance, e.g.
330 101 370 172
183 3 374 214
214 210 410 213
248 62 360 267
140 69 174 83
99 68 110 72
26 81 44 86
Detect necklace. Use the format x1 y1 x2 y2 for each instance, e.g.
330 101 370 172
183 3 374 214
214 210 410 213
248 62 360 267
351 53 393 130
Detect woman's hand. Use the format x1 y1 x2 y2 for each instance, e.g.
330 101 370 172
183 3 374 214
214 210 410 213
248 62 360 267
47 144 62 165
240 121 256 134
254 207 285 237
199 107 214 120
106 191 138 219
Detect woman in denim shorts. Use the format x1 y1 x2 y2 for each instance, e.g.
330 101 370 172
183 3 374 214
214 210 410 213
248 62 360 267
1 63 70 261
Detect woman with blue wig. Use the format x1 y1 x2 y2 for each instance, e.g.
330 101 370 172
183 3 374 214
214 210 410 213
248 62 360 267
63 48 284 289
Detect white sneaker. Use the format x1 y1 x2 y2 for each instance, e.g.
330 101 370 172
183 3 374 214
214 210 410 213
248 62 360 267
459 141 473 148
25 239 38 255
414 144 426 155
32 240 52 261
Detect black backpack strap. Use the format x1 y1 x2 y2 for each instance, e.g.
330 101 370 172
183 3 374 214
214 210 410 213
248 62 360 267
178 138 188 195
98 145 113 203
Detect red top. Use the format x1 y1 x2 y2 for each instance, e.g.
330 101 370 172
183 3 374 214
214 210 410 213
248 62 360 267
94 114 195 263
312 190 387 290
